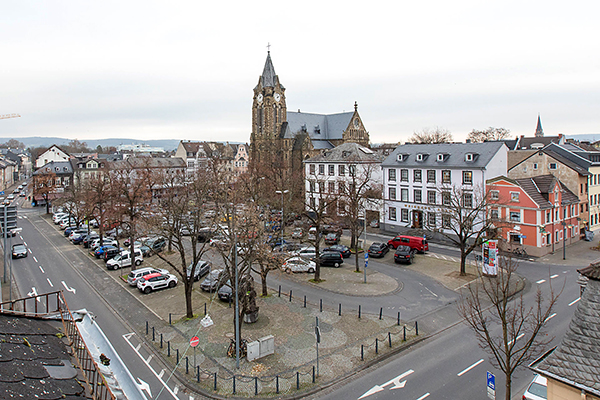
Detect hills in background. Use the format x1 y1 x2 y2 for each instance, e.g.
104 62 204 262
4 137 182 151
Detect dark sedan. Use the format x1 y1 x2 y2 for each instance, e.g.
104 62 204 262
368 242 389 258
95 245 120 259
394 245 416 264
322 245 352 258
12 244 28 259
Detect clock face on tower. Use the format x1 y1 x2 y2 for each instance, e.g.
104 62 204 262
274 93 281 102
257 93 263 103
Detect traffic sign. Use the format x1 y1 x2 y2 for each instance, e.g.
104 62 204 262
487 371 495 399
364 252 369 260
190 336 200 347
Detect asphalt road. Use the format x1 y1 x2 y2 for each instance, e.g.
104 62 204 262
10 206 192 400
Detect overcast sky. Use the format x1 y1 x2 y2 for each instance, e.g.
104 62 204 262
1 0 599 145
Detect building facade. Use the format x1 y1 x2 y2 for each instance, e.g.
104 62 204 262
35 145 70 169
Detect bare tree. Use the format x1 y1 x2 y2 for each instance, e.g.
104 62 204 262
467 127 511 143
31 170 56 214
85 166 114 243
457 257 562 400
409 127 453 144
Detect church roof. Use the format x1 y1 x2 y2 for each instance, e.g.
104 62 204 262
262 52 277 87
536 114 544 136
284 110 354 141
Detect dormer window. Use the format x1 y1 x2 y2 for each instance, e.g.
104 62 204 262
301 124 307 132
416 153 428 162
397 154 408 162
465 153 473 162
437 153 448 162
314 125 321 134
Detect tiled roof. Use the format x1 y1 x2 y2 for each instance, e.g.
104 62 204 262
0 314 86 398
544 149 591 176
512 175 579 208
306 142 384 163
532 263 600 397
33 161 73 176
284 111 354 141
516 136 562 150
508 150 536 169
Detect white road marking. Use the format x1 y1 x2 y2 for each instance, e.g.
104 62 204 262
27 287 41 302
23 241 27 246
47 278 53 287
61 281 76 294
146 355 153 364
38 266 45 273
173 386 179 395
569 298 580 306
136 378 152 398
550 274 559 279
135 343 141 351
419 282 438 297
508 333 525 346
441 255 448 260
457 359 484 376
158 369 165 379
358 369 414 399
536 279 546 284
28 248 32 254
545 313 557 322
416 393 431 400
33 256 38 263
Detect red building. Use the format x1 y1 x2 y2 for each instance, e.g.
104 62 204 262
487 175 580 257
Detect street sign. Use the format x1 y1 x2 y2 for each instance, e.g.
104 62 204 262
364 252 369 260
487 371 496 399
0 191 4 195
190 336 200 347
519 234 527 239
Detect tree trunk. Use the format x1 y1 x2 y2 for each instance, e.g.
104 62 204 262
185 281 193 319
355 247 360 272
260 272 268 297
460 247 467 276
505 374 511 400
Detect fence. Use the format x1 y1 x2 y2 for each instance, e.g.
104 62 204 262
0 291 115 400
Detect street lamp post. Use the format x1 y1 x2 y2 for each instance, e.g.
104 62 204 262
275 190 289 244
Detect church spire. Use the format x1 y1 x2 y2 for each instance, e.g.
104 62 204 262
261 51 277 88
535 114 544 137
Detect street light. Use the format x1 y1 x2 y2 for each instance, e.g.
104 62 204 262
275 190 289 244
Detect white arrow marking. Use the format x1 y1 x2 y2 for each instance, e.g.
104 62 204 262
358 369 414 399
137 378 152 398
123 332 135 340
47 278 53 287
33 256 38 263
61 281 76 294
27 287 41 302
38 266 45 273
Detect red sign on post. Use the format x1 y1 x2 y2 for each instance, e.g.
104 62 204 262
190 336 200 347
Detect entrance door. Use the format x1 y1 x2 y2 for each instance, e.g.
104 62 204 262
413 211 423 228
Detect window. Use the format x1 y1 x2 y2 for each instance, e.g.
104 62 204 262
328 182 336 193
318 182 325 193
442 214 451 228
428 191 436 205
555 230 559 243
414 190 422 203
428 212 436 227
319 164 325 175
491 209 499 219
338 181 346 195
510 192 520 202
442 170 451 184
339 165 345 176
349 165 356 176
463 171 473 185
400 169 409 182
310 197 315 208
309 164 315 174
401 188 409 202
389 207 397 221
401 208 409 222
309 181 315 192
510 211 521 222
416 153 424 162
465 153 473 162
187 161 195 168
388 169 396 181
427 170 436 183
414 169 422 182
329 165 335 176
463 193 473 208
389 187 397 200
490 190 499 200
442 191 451 206
549 163 557 170
533 163 538 170
546 210 551 223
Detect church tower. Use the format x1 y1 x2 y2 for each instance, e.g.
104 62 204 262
535 114 544 137
250 51 287 170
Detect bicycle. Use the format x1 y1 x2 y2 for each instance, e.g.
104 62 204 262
512 247 528 257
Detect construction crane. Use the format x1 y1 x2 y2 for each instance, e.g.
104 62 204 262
0 113 21 120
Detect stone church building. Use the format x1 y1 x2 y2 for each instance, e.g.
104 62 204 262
250 52 371 178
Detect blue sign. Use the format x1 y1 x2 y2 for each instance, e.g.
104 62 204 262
364 253 369 260
519 234 527 239
365 260 368 268
487 371 495 390
0 191 4 195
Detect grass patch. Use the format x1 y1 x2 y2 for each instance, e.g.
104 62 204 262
309 278 326 284
179 314 200 322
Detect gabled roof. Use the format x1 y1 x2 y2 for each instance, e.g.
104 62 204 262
514 135 563 150
531 260 600 397
182 141 201 154
284 110 355 141
305 142 384 163
508 145 592 176
508 150 536 169
381 142 506 169
34 161 73 176
514 175 579 208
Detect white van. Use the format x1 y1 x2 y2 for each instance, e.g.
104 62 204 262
127 267 168 286
106 249 143 270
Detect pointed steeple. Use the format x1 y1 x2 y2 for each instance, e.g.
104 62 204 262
261 51 277 87
535 114 544 137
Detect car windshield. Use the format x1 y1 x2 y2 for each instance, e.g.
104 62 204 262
527 382 547 398
14 245 25 251
113 254 122 261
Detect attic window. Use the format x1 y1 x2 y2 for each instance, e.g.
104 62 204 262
437 153 448 162
314 125 321 134
397 154 408 162
64 167 68 171
342 151 350 158
416 153 425 162
301 124 307 133
465 153 474 162
55 167 59 171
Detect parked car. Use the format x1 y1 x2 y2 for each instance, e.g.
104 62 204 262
322 245 351 258
127 267 169 286
131 241 152 257
308 227 318 241
102 246 123 262
82 234 100 248
394 245 416 264
387 235 429 253
272 243 302 254
53 213 68 223
137 272 178 294
200 269 224 292
217 281 233 301
369 220 380 228
187 260 212 281
11 243 27 259
268 238 288 248
368 242 389 258
91 238 118 251
291 228 304 239
296 246 317 259
324 233 340 245
322 224 343 236
95 245 120 259
106 249 144 270
522 374 547 400
282 257 316 273
315 251 343 267
143 236 166 254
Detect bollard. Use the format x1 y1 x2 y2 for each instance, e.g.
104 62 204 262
233 375 236 394
358 305 361 319
397 311 400 326
255 376 258 395
186 356 189 374
152 327 155 341
415 321 419 335
361 344 364 360
303 295 306 308
312 366 315 383
379 307 383 320
169 313 172 325
214 372 217 391
145 321 148 335
278 285 281 297
276 375 280 394
160 333 163 348
338 303 341 316
168 341 171 357
388 332 392 347
197 366 200 382
376 338 379 354
289 289 292 302
403 325 406 341
297 371 300 390
176 348 179 364
204 302 207 316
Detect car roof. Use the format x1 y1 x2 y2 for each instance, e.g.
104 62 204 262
142 272 163 280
